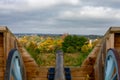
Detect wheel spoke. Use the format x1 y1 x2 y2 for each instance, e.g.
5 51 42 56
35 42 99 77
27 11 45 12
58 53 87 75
12 57 22 80
105 56 114 80
111 72 117 80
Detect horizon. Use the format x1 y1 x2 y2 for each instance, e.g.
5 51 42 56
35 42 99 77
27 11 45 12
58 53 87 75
14 32 104 36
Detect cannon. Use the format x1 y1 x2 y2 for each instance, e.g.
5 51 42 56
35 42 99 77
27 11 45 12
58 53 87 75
5 49 26 80
54 50 65 80
48 50 71 80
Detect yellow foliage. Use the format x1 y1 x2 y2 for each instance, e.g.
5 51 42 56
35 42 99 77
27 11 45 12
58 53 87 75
88 44 92 49
18 36 63 53
18 37 28 46
81 45 89 53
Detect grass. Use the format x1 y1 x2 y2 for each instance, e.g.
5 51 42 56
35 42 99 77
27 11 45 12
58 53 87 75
64 52 90 66
26 47 90 66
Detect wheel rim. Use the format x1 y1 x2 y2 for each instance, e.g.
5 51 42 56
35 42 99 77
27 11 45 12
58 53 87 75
105 49 120 80
5 49 26 80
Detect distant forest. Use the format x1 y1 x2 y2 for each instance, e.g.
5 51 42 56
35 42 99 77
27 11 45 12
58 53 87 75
14 33 103 39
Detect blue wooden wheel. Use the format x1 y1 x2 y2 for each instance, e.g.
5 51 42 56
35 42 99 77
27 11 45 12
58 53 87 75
5 49 26 80
105 48 120 80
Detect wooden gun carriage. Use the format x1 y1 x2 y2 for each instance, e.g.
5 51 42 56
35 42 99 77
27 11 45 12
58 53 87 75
0 26 120 80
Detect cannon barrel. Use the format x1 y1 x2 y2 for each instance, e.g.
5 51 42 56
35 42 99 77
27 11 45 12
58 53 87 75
54 50 65 80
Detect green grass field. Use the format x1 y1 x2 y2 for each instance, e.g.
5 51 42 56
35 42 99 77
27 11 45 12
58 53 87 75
26 48 91 66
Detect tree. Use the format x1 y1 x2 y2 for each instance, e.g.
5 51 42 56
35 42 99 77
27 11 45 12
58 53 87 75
81 45 89 53
62 35 73 52
66 46 76 53
62 35 88 53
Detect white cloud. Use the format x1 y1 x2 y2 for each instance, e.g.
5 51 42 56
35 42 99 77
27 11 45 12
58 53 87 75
27 0 57 8
26 0 80 10
0 0 80 12
80 6 111 18
59 6 120 20
0 1 27 12
59 0 80 5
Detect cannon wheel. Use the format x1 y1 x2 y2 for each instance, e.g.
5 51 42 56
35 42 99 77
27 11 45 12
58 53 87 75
5 49 26 80
105 48 120 80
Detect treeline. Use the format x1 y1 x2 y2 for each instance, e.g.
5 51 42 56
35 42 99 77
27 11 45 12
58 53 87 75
18 35 100 54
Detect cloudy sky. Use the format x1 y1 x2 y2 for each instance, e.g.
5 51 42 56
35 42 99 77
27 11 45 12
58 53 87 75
0 0 120 35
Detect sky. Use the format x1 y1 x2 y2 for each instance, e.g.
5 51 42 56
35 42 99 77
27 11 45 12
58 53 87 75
0 0 120 35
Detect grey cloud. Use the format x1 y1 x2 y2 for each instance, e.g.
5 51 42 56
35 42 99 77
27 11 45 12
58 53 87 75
0 0 120 35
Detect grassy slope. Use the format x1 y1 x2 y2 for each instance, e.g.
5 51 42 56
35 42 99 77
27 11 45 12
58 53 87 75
26 48 90 66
